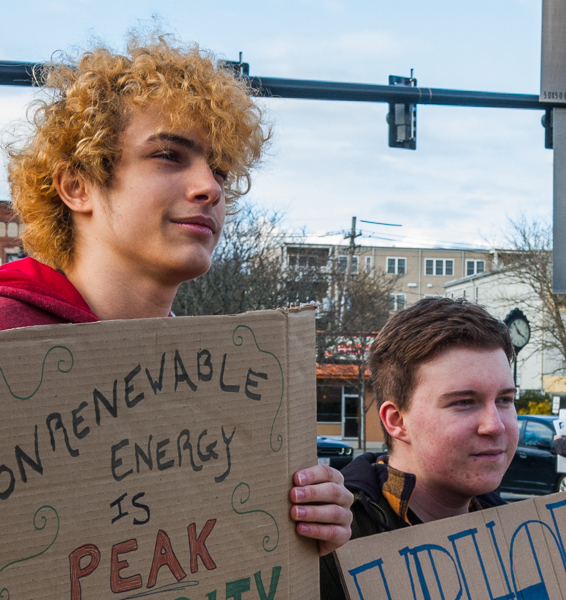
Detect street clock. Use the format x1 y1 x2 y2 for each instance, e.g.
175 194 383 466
504 308 531 354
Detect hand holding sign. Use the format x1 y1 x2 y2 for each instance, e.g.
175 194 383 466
290 464 354 556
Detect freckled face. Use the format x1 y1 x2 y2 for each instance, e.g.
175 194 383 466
88 108 226 286
399 347 518 502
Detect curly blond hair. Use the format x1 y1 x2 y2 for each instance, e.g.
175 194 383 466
6 34 269 270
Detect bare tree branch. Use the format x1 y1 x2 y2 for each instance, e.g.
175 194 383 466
497 216 566 371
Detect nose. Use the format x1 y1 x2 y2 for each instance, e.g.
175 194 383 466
477 403 506 437
186 158 223 206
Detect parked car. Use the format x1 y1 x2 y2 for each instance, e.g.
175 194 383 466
499 415 566 495
317 436 354 470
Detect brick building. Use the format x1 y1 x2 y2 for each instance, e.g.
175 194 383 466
0 200 23 264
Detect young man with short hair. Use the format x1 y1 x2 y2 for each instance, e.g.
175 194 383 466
321 297 519 599
0 33 352 556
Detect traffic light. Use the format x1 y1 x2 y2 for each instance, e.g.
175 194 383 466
542 108 553 149
387 74 417 150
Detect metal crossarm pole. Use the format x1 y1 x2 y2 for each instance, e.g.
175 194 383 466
0 62 40 86
0 60 552 111
250 76 544 110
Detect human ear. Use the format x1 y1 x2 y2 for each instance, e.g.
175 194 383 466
379 401 411 445
54 169 93 214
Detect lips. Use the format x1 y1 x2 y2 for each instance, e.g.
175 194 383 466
471 449 506 458
172 215 218 235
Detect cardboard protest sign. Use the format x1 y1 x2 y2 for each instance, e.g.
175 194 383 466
0 307 319 600
335 492 566 599
554 410 566 436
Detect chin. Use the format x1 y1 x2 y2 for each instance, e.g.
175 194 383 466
465 475 505 498
170 256 212 284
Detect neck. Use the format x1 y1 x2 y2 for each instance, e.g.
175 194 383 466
388 451 472 523
406 486 471 523
65 252 178 321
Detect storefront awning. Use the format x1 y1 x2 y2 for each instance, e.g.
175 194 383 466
316 363 370 380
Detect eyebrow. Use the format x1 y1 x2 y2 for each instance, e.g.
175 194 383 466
146 132 207 155
440 387 517 399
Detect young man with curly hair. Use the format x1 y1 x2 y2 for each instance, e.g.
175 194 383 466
0 34 353 557
321 297 519 600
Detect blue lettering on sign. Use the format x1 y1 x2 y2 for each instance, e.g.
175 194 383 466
515 582 549 600
348 558 393 600
345 497 566 600
543 498 566 563
509 518 565 600
486 520 514 599
399 544 463 600
447 527 513 600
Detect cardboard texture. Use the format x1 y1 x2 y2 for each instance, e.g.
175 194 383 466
335 492 566 599
0 307 319 600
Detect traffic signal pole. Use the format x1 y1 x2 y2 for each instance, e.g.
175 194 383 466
0 60 546 110
1 51 563 286
542 0 566 293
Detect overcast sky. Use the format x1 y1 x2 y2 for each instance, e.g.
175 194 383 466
0 0 550 248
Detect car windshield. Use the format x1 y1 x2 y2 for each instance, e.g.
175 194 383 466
523 421 554 447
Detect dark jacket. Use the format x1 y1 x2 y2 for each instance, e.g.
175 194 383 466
553 436 566 456
0 257 99 330
320 452 507 600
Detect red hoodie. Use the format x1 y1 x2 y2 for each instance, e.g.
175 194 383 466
0 258 99 331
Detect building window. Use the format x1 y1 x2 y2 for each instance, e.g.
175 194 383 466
289 255 320 268
446 260 454 276
425 258 454 276
351 256 359 274
338 255 359 274
388 293 406 311
343 387 360 439
317 385 342 423
364 256 373 273
387 257 406 275
7 223 18 238
0 223 6 237
287 246 329 269
466 260 485 276
317 385 360 438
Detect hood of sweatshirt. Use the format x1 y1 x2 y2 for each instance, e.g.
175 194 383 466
0 257 99 326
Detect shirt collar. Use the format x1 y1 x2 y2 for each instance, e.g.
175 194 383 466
375 456 488 524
